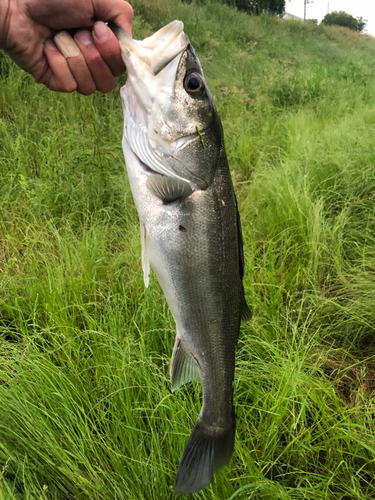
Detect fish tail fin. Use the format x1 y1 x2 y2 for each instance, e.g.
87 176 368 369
174 415 236 495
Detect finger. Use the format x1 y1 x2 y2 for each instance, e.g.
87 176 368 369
92 22 126 78
54 31 96 96
43 39 77 92
74 30 115 93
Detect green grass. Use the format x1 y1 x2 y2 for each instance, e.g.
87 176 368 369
2 0 375 498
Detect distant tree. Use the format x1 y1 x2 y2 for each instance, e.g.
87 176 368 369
356 17 367 33
267 0 285 15
229 0 285 15
321 11 367 33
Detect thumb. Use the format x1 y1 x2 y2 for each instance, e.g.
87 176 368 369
92 0 133 34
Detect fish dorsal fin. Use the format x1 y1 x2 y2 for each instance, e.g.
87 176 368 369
241 293 252 322
146 176 193 203
140 222 150 288
170 337 200 392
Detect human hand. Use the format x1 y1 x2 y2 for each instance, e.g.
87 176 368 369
0 0 133 94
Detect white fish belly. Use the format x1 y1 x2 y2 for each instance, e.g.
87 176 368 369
122 137 185 329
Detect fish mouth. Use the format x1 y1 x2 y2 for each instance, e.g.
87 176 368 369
108 21 188 75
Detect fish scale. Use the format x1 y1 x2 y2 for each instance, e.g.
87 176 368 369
109 20 251 495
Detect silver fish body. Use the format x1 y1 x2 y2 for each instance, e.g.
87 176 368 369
110 21 250 495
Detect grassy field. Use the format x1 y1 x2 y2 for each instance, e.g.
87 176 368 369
2 1 375 498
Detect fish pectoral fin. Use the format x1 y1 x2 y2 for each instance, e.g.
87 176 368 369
170 337 200 392
146 176 193 204
241 293 252 322
140 222 150 288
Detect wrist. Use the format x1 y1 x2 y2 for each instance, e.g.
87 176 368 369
0 0 10 50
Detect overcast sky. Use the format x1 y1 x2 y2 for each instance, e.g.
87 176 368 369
286 0 375 36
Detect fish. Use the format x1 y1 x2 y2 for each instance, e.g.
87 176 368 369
109 20 251 495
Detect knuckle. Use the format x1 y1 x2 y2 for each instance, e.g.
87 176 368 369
65 81 78 93
61 75 78 93
58 78 77 93
45 73 77 93
100 81 115 94
78 84 96 96
113 66 124 77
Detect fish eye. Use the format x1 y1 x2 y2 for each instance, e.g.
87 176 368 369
184 73 204 96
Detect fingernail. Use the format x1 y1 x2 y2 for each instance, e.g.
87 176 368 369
54 31 81 58
94 21 109 42
75 30 92 46
45 40 57 51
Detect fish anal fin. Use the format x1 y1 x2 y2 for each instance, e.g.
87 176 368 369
241 293 252 322
140 222 150 288
146 176 193 204
170 337 200 392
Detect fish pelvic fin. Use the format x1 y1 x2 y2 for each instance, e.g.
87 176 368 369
241 293 252 322
146 176 193 204
140 222 150 288
174 415 236 495
170 337 200 392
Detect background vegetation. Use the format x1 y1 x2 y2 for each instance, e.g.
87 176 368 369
2 0 375 498
228 0 285 17
322 11 367 33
